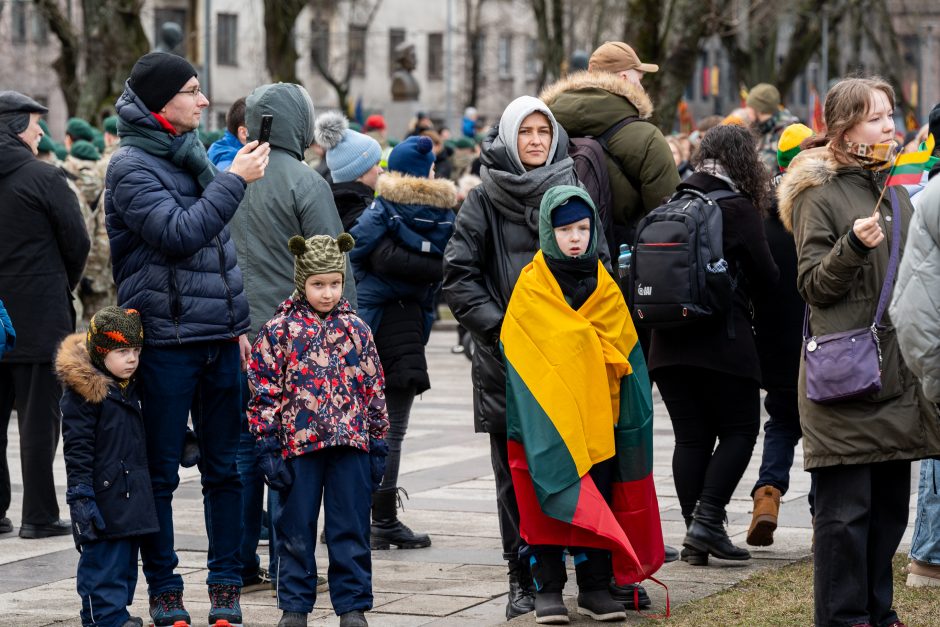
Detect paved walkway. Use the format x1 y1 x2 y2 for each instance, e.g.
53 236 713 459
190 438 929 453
0 322 918 625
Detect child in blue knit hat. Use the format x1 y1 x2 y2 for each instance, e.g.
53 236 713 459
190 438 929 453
316 111 383 230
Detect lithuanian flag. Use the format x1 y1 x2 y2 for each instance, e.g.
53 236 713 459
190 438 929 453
886 133 935 187
501 251 663 586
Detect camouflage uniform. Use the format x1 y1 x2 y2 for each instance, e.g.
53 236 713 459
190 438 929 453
755 108 801 174
61 157 115 324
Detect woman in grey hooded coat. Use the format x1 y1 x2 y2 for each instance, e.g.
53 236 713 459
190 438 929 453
442 96 578 620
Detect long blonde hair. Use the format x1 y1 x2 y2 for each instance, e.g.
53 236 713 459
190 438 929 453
801 77 895 165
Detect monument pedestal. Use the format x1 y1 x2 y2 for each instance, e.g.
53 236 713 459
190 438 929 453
385 101 420 141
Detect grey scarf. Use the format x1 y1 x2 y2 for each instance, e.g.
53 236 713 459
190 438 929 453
696 159 740 193
480 157 578 231
118 118 218 190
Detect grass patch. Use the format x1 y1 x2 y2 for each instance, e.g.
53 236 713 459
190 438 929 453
657 554 940 626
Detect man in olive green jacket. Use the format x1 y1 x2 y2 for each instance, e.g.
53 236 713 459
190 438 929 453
540 41 679 245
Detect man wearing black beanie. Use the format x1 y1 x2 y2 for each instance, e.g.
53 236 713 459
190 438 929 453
105 53 270 627
0 91 89 541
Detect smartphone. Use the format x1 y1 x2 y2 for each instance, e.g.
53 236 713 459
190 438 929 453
258 114 273 144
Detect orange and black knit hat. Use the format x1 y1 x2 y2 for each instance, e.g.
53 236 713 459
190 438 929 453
86 306 144 373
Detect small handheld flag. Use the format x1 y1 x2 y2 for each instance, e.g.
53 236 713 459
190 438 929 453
885 133 935 188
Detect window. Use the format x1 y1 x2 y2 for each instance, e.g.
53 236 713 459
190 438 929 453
348 24 367 78
154 8 188 56
389 28 405 76
427 33 443 80
497 34 512 79
525 37 539 81
216 13 238 66
11 0 27 44
31 9 49 45
310 20 330 69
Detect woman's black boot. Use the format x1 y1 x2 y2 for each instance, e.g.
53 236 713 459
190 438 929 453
370 488 431 550
680 515 709 566
684 502 750 561
506 557 536 620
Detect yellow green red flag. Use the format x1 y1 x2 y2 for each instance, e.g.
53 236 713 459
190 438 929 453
501 251 663 586
887 133 935 187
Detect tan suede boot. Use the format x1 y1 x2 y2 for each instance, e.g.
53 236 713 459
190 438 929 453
746 485 781 546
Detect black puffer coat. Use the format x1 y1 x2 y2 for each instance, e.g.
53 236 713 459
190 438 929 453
329 178 375 231
442 128 584 434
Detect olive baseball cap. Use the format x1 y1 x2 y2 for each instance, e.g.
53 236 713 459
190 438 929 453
588 41 659 74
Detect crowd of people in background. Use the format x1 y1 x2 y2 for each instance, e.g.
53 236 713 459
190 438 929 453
1 35 940 627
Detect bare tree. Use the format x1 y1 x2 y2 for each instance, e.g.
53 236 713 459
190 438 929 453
530 0 566 90
308 0 383 112
464 0 489 107
264 0 308 84
35 0 150 120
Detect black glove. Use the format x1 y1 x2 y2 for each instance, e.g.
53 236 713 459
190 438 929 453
370 439 389 492
66 484 105 545
257 437 293 492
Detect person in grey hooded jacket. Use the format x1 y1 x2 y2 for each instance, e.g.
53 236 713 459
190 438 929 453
229 83 354 593
890 168 940 587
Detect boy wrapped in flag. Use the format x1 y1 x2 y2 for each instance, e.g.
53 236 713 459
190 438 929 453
500 186 663 624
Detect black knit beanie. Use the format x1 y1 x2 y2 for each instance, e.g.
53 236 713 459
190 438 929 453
86 307 144 374
128 52 198 113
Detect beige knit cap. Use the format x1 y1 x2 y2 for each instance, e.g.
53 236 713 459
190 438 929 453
288 233 355 295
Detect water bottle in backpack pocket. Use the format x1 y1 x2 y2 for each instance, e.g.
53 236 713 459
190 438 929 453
628 188 739 327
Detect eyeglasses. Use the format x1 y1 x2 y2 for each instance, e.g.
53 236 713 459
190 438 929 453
177 87 203 99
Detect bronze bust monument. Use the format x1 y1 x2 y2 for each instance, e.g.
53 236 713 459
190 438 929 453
391 42 420 101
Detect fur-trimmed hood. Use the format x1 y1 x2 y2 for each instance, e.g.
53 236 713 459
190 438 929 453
55 333 113 403
776 147 841 233
376 171 457 209
539 71 653 120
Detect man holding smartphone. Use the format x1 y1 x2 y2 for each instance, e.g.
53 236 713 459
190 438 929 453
105 51 269 627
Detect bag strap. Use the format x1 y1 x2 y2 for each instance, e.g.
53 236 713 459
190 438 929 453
596 115 640 149
802 187 902 339
873 187 902 327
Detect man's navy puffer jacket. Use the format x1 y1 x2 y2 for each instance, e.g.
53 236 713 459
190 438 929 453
105 85 250 345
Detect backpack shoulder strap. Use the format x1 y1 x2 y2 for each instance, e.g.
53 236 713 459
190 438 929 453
596 115 641 149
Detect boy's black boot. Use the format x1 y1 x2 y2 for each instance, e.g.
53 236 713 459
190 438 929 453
679 515 708 566
370 489 431 549
338 610 368 627
506 557 536 619
277 611 308 627
684 501 751 561
529 552 569 624
574 551 626 622
608 579 651 610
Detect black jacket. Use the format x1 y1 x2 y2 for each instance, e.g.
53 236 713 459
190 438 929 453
329 179 375 231
0 132 89 363
753 199 803 390
442 133 582 434
57 334 158 541
648 172 779 383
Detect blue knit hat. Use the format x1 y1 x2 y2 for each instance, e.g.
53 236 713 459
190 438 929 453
387 136 435 178
551 195 594 228
314 111 382 184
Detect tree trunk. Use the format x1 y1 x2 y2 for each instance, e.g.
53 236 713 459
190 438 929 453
464 0 486 107
264 0 307 84
531 0 565 90
36 0 148 120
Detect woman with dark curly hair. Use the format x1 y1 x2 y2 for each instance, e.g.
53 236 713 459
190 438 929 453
647 124 779 566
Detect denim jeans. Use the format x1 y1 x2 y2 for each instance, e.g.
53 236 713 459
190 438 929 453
752 389 816 514
910 459 940 566
137 341 243 594
237 372 277 580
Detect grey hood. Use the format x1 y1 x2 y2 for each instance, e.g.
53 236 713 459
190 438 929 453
246 83 316 160
497 95 561 175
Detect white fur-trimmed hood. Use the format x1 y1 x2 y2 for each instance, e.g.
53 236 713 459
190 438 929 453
376 172 457 209
539 71 654 120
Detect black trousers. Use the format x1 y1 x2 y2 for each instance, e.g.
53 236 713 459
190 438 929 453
376 386 416 494
0 362 62 524
813 461 910 627
489 432 523 565
656 366 760 518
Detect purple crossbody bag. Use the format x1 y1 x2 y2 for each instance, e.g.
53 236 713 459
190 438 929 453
803 187 901 404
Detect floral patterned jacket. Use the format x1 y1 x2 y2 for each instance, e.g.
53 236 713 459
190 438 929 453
248 294 388 457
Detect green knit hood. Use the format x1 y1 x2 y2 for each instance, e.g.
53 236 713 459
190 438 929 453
538 185 598 260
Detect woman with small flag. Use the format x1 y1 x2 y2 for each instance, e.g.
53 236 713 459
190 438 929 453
778 76 940 627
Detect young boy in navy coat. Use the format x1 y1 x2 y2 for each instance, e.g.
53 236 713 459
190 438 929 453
58 307 158 627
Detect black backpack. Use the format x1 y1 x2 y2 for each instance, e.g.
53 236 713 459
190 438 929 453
627 188 740 332
568 116 639 262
